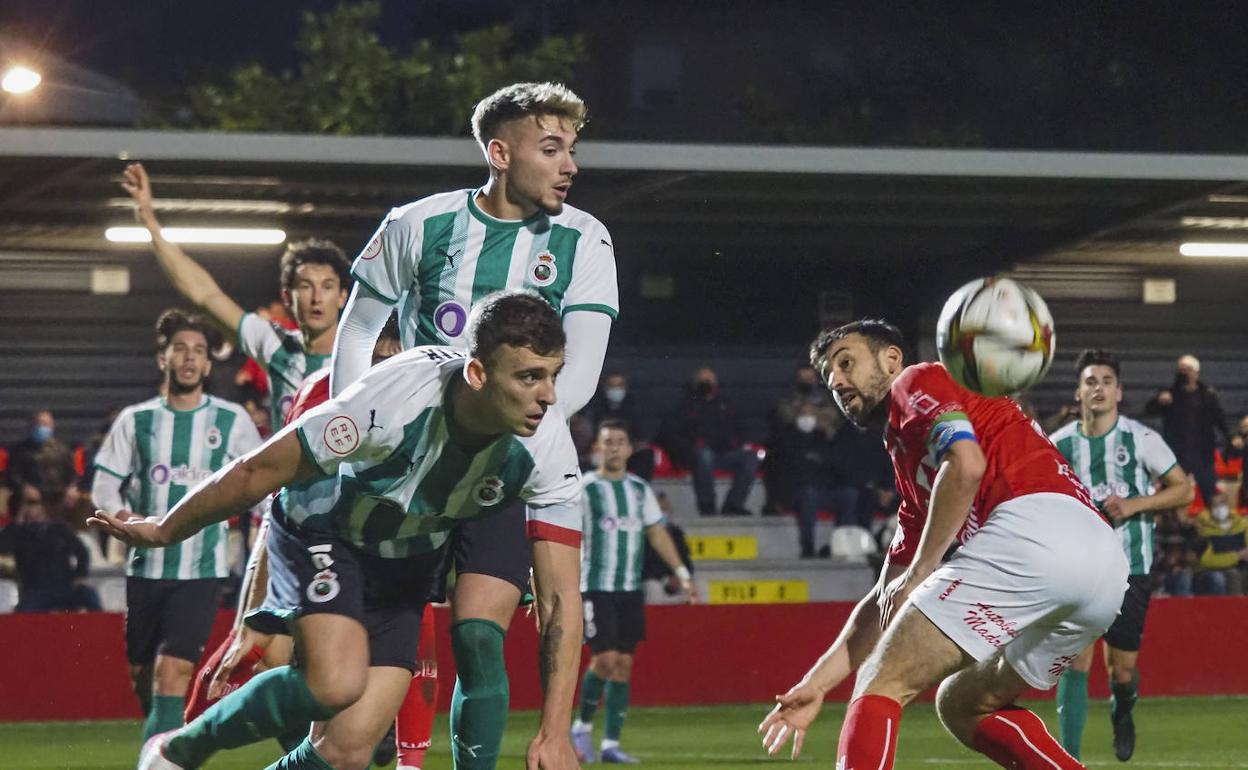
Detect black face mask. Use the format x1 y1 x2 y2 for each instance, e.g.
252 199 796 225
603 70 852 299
694 381 715 397
796 382 815 396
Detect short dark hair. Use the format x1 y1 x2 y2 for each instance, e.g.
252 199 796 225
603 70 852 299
597 418 632 441
809 319 906 371
279 239 351 294
471 82 587 150
465 290 565 365
379 312 400 344
1075 349 1121 380
155 308 221 353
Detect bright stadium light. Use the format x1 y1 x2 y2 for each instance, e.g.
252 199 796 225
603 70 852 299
106 227 287 245
1179 242 1248 258
2 65 41 95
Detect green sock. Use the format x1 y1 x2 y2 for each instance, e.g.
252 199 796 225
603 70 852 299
276 725 310 754
1111 672 1139 722
578 670 607 724
165 666 336 769
603 680 630 742
143 694 185 741
267 736 335 770
450 619 509 770
1055 669 1089 759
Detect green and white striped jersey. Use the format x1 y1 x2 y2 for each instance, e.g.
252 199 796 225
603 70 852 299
285 345 583 558
94 395 262 580
1050 416 1179 575
351 189 618 348
236 313 329 427
580 471 665 593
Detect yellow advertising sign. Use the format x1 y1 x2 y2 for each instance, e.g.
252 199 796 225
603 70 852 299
687 535 758 561
707 580 808 604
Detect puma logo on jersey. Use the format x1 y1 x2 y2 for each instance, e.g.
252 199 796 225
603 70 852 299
437 247 463 266
367 409 384 432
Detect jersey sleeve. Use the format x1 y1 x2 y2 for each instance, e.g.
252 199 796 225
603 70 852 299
236 313 285 366
521 409 585 546
641 483 666 527
1138 427 1180 479
350 208 419 304
562 222 619 319
895 365 978 465
293 358 413 476
93 409 136 481
886 497 923 567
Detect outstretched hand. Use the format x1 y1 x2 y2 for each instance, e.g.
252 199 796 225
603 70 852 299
87 509 168 548
758 681 825 759
120 163 156 220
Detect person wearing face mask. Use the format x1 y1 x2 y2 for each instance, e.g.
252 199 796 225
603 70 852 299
659 367 758 516
769 402 838 557
1192 490 1248 595
6 409 79 519
763 365 841 516
1145 354 1231 508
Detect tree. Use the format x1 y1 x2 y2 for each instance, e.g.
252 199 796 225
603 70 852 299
186 2 584 136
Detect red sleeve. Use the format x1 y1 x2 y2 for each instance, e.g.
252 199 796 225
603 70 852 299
892 364 971 445
886 497 922 566
526 520 582 548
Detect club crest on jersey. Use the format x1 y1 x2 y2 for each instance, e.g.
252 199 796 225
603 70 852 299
1114 445 1131 467
206 426 222 449
323 415 360 456
306 569 341 603
528 251 558 287
361 230 384 261
909 392 940 415
473 476 505 506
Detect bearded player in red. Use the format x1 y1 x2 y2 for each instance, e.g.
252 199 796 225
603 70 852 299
184 319 438 769
759 320 1127 770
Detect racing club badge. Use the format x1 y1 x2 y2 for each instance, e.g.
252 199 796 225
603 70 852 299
473 476 505 507
529 251 557 287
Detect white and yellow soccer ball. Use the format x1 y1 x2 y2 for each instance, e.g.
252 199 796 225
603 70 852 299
936 276 1055 397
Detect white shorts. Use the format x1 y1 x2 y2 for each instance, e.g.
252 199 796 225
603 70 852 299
909 492 1129 690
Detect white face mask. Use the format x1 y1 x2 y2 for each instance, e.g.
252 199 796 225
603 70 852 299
795 414 818 434
1212 504 1230 522
605 387 627 406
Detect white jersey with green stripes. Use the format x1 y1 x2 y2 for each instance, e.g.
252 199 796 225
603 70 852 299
237 313 329 427
580 471 665 593
1050 415 1179 575
351 189 618 348
94 395 262 580
285 345 583 558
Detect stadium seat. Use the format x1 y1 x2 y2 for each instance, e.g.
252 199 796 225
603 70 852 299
830 525 877 563
0 579 18 613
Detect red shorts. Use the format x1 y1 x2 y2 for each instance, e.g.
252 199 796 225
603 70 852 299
184 627 266 723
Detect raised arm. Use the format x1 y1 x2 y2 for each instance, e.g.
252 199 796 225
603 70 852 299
89 428 316 548
121 163 246 335
329 282 395 396
526 537 584 770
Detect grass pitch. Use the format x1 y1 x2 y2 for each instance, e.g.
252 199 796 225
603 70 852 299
2 697 1246 768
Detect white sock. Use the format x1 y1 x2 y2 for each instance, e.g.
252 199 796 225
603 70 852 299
572 720 591 734
601 739 620 750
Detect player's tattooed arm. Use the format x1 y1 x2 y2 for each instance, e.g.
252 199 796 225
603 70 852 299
530 537 583 764
539 593 563 692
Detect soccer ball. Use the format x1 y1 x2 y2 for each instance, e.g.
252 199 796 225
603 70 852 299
936 276 1055 396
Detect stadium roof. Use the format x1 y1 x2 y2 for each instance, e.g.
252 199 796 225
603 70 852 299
2 127 1248 270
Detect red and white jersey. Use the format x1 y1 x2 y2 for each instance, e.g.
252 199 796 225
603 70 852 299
286 368 331 426
886 362 1101 566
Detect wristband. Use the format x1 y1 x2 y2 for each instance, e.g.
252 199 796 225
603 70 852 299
675 565 692 582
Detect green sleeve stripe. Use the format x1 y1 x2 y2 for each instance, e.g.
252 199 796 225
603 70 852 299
562 303 618 319
294 426 326 474
349 271 400 304
1157 461 1180 480
92 463 129 480
932 410 970 425
234 312 249 346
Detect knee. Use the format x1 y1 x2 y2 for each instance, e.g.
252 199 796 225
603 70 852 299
304 666 368 714
934 678 977 747
313 736 375 770
153 656 194 696
451 620 507 691
614 655 634 681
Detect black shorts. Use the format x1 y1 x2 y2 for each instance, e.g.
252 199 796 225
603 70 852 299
125 577 222 666
429 501 531 602
1103 573 1152 652
262 509 442 672
583 590 646 654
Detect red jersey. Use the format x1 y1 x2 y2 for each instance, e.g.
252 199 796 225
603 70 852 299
285 368 330 425
886 362 1100 566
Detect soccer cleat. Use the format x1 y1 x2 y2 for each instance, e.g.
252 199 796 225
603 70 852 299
137 731 186 770
1112 710 1135 761
600 746 640 764
571 728 595 763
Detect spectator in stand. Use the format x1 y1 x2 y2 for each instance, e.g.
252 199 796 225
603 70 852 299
1228 414 1248 510
659 366 758 516
1153 508 1197 596
768 402 838 557
1192 490 1248 595
1145 354 1231 506
827 419 896 531
763 364 841 515
574 373 648 474
0 482 101 612
6 409 79 519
